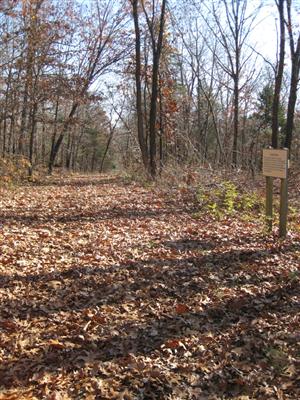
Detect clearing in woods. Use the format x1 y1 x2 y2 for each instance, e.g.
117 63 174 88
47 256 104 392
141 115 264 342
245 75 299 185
0 174 299 399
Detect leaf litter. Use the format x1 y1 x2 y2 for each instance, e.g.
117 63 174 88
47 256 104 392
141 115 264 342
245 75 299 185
0 174 299 399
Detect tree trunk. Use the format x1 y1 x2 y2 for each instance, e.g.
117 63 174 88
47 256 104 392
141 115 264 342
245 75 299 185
19 84 29 155
283 40 300 151
149 56 160 177
100 130 113 173
147 0 167 178
272 0 285 149
48 102 78 174
232 76 239 166
132 0 149 170
283 1 300 151
28 103 38 177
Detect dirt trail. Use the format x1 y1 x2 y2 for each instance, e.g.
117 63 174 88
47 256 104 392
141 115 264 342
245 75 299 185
0 175 299 399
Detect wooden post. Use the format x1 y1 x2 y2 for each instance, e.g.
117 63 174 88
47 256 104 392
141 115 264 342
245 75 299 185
263 148 288 237
266 176 273 232
279 176 288 238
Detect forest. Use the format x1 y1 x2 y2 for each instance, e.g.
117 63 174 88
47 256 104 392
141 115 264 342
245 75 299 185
0 0 299 399
0 0 299 178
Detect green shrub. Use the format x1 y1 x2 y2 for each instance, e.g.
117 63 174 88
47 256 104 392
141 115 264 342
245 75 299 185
195 180 263 219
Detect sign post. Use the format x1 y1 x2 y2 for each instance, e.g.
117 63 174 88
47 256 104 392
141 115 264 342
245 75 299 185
279 175 288 238
262 148 288 238
265 176 273 232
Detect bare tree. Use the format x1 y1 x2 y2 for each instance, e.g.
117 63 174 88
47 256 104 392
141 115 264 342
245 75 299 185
131 0 149 170
272 0 286 149
142 0 167 177
202 0 259 167
283 0 300 152
130 0 167 178
48 0 129 173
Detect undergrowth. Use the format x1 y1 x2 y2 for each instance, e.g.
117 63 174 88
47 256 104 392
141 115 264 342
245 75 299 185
0 155 31 187
195 180 264 220
194 178 300 234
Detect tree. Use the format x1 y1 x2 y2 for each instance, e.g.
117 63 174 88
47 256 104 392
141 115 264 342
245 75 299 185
203 0 259 167
143 0 167 177
130 0 167 178
258 83 285 130
283 0 300 152
272 0 285 149
131 0 148 170
48 0 129 174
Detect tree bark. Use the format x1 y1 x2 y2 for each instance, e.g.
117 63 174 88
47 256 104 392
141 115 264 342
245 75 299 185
272 0 285 149
284 37 300 150
48 102 78 174
28 102 38 177
146 0 167 178
283 1 300 151
131 0 149 170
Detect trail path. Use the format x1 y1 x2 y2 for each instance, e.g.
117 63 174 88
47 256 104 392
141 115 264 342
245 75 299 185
0 175 299 399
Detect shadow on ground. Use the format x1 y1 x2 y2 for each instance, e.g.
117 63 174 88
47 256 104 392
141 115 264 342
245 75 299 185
0 239 299 396
32 175 127 188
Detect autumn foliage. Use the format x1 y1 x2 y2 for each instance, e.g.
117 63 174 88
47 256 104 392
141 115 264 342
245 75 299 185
0 174 299 399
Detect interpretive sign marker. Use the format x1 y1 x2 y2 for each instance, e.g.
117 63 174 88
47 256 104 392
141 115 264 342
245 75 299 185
262 148 289 238
263 149 288 179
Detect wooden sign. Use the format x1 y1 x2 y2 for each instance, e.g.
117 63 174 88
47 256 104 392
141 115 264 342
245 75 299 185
263 149 288 179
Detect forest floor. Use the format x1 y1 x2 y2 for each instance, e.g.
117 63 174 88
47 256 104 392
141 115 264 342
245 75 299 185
0 172 299 400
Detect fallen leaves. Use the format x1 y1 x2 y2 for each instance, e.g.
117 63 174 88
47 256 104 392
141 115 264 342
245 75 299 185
0 174 299 399
175 303 190 315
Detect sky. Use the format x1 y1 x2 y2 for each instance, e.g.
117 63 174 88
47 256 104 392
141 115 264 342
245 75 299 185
250 2 279 61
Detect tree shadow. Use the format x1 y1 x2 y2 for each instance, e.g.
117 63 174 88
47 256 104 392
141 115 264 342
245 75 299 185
31 175 127 188
0 278 298 396
0 227 299 395
163 239 216 251
0 206 189 226
0 195 197 226
0 242 298 315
